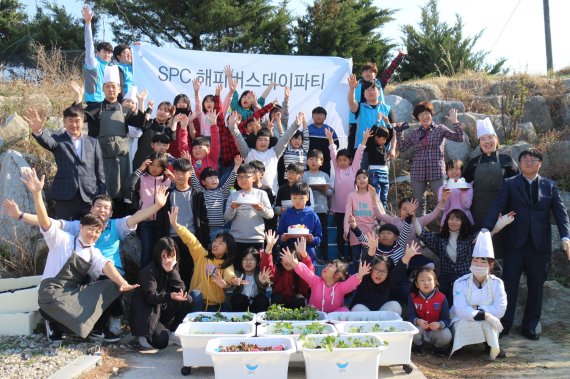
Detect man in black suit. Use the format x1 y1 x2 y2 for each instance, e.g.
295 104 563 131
24 106 106 220
482 148 570 340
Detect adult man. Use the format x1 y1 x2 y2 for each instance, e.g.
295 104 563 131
24 106 106 220
82 5 113 104
113 44 134 97
482 148 570 340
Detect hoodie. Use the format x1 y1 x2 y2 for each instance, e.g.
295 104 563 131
277 206 322 262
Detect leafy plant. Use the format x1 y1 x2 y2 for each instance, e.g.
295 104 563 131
215 342 285 352
264 304 320 321
303 336 381 352
190 311 253 322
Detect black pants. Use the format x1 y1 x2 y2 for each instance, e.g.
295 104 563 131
148 300 193 349
347 123 357 155
317 212 329 260
334 212 348 259
501 239 550 333
231 293 270 313
172 236 194 287
234 242 264 269
54 191 91 221
271 292 306 309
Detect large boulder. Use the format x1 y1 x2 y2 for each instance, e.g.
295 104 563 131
517 122 538 143
432 100 466 125
0 113 29 144
468 112 512 142
389 84 443 106
498 140 532 162
469 96 502 114
444 131 471 163
561 78 570 93
26 94 52 117
521 95 553 133
457 112 479 149
541 141 570 181
384 95 413 123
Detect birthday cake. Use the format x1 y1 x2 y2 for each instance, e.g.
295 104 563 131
235 192 258 204
306 177 327 186
288 224 310 235
446 178 470 190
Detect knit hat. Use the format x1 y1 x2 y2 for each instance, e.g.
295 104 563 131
379 223 400 235
472 231 494 259
476 118 496 139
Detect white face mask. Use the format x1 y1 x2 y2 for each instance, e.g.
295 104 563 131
162 258 177 272
470 265 489 277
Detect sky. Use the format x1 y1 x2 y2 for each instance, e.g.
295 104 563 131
20 0 570 74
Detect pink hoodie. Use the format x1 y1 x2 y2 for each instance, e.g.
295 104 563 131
330 144 364 213
294 261 361 312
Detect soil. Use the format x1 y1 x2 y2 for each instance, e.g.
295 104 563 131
79 347 129 379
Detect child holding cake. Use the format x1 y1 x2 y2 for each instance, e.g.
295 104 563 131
438 159 474 225
303 149 333 264
274 162 313 216
277 182 322 263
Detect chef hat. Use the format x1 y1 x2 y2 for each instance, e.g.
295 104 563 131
472 231 494 259
124 86 138 101
476 117 496 139
103 65 121 84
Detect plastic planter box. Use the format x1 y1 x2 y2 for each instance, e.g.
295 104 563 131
205 337 295 379
183 311 256 324
175 322 256 367
327 310 402 325
256 310 328 324
335 321 418 366
257 322 337 362
298 335 385 379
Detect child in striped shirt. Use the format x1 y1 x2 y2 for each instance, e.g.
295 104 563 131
189 154 242 243
278 112 309 186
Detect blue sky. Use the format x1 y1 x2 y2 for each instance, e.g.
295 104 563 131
21 0 570 74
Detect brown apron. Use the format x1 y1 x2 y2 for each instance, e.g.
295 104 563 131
38 240 120 338
98 104 130 199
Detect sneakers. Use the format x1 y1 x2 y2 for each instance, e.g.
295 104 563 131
411 344 424 356
128 337 155 351
432 345 450 357
90 328 121 343
168 330 181 346
108 317 122 336
45 320 63 343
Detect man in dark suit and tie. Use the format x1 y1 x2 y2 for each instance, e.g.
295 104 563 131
482 148 570 340
24 106 106 220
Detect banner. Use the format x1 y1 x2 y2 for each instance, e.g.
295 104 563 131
132 45 352 145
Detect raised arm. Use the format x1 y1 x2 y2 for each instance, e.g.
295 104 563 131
20 168 51 231
347 74 359 113
126 186 168 228
227 112 251 157
273 117 302 159
82 5 96 70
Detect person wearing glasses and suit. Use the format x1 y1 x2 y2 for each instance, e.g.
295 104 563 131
482 148 570 341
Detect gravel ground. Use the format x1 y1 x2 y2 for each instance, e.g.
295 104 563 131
0 333 113 379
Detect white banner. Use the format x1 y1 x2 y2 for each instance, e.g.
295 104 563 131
132 45 352 145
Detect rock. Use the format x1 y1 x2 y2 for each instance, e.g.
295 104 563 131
384 95 413 123
26 94 52 117
469 96 502 114
389 84 443 106
120 233 142 284
0 150 41 274
558 191 570 222
498 140 532 162
521 95 553 133
444 131 471 163
431 100 465 124
468 112 512 142
457 113 478 149
0 96 23 115
561 78 570 93
541 141 570 181
557 94 570 130
0 113 29 144
516 280 570 327
517 122 538 143
488 80 519 96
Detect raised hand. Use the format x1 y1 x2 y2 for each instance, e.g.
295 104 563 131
265 229 278 251
294 236 307 256
168 205 179 227
447 108 459 124
368 184 378 204
295 112 305 126
230 276 249 286
147 100 155 110
259 267 273 285
348 74 358 89
280 247 297 266
20 168 45 194
22 109 46 134
70 81 84 103
180 150 192 164
402 241 422 265
357 260 371 279
284 86 291 99
136 89 148 102
228 111 240 127
155 185 168 208
178 114 190 129
365 231 378 251
362 128 374 145
211 270 228 288
233 155 244 168
206 110 219 124
82 4 93 23
324 127 334 145
223 65 233 81
407 199 419 217
215 84 222 96
3 199 21 219
193 78 201 93
163 168 175 181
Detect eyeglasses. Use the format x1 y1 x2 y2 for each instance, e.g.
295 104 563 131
521 158 540 165
371 268 388 275
237 175 254 180
242 258 256 262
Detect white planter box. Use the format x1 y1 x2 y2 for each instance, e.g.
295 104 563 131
327 310 402 324
175 322 256 367
257 321 337 362
297 335 386 379
206 336 295 379
335 321 418 366
0 275 42 335
183 311 256 324
256 311 328 324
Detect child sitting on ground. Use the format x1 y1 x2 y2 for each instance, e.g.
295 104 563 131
231 247 272 313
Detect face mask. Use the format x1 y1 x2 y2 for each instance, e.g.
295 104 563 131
162 258 177 272
470 265 489 277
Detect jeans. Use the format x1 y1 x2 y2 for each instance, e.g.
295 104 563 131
369 169 390 209
411 178 444 216
349 244 366 274
189 289 228 312
138 220 156 269
208 226 224 245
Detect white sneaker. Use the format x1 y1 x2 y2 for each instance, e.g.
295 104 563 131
139 336 154 349
109 317 122 335
168 331 181 346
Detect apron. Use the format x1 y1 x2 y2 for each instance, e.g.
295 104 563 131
38 239 120 338
98 104 130 199
471 153 504 228
451 274 501 359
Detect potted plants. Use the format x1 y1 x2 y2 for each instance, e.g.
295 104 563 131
183 311 255 324
206 336 295 379
298 335 386 379
256 304 327 324
327 310 402 325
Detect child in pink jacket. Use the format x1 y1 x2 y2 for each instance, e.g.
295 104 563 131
280 246 370 312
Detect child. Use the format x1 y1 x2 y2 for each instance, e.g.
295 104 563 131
224 163 274 266
124 152 172 268
303 149 333 263
262 231 314 309
122 86 147 172
408 267 452 356
133 101 174 170
231 247 272 313
250 160 277 233
169 206 239 311
280 247 370 313
308 106 339 176
225 65 275 122
365 124 396 208
278 112 309 186
274 162 312 216
352 241 422 314
189 154 241 242
327 128 364 261
167 93 200 158
438 159 474 225
190 132 220 180
155 158 210 285
129 237 194 350
278 182 322 263
193 79 218 137
229 111 302 195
